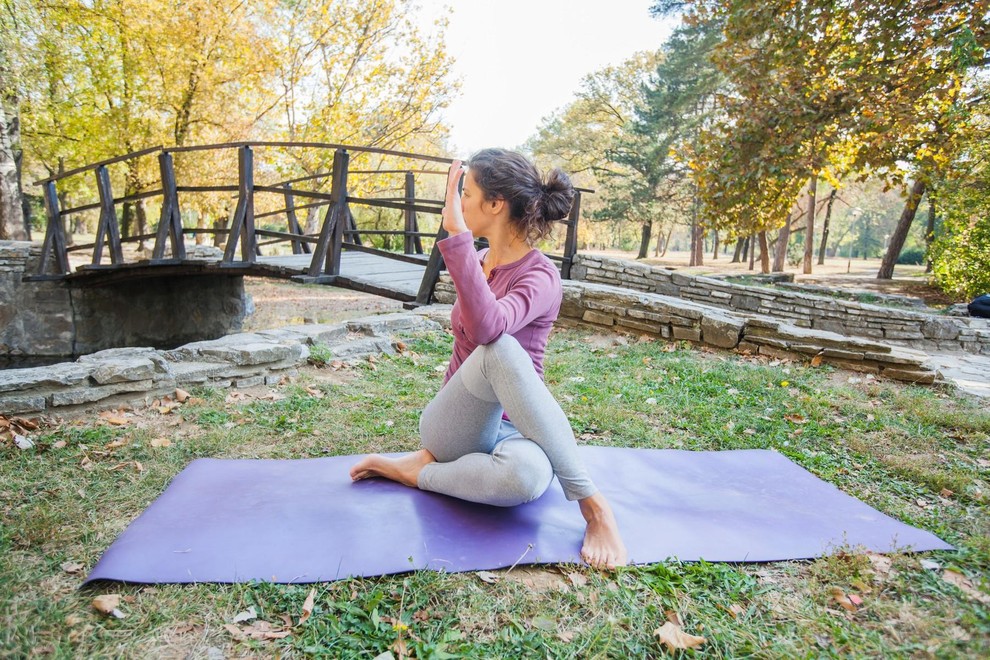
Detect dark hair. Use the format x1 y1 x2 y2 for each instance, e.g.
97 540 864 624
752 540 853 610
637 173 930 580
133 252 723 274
467 148 575 244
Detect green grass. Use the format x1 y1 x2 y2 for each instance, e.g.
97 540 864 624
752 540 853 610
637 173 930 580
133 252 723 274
2 327 988 658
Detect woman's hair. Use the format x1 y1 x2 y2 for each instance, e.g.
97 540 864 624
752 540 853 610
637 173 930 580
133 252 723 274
467 148 575 244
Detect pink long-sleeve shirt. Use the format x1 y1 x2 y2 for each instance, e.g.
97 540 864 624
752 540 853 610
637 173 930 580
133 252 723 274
438 231 561 384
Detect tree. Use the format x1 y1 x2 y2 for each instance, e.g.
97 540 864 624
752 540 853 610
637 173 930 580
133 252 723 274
0 0 31 239
665 0 989 275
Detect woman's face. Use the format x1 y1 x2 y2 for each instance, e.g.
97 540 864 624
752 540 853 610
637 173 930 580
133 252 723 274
461 169 495 236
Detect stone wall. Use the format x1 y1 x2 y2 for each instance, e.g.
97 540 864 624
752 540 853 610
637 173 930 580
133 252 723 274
0 312 439 415
570 255 990 355
433 277 938 386
0 241 250 358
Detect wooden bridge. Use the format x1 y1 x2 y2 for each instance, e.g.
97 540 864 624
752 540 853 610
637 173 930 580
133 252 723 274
30 142 586 306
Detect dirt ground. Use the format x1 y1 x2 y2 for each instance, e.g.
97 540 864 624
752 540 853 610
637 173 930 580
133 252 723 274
241 280 405 332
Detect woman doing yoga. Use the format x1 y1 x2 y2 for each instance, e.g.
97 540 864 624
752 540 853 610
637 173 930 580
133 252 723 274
349 149 627 569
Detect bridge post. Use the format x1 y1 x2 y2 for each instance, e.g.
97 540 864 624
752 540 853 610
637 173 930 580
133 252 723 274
404 171 418 254
561 190 581 280
282 183 311 255
93 165 124 265
414 224 449 306
152 151 187 260
37 181 70 275
308 148 349 277
223 146 256 263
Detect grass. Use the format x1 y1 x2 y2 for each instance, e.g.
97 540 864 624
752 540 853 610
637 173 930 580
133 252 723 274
1 327 988 658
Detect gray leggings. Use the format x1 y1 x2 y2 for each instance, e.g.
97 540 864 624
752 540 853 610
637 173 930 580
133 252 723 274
417 335 597 506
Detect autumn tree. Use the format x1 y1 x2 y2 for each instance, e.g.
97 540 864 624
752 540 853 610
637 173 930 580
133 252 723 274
663 0 989 275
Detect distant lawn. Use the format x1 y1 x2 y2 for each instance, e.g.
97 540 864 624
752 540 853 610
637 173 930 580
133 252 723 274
2 327 988 658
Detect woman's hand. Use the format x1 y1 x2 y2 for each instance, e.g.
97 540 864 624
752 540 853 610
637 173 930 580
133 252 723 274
442 160 468 235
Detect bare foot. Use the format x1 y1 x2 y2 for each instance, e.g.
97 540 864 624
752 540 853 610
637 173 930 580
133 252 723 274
578 492 628 570
349 449 436 488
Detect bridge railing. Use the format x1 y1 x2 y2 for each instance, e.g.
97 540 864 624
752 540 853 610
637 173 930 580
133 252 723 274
32 142 586 305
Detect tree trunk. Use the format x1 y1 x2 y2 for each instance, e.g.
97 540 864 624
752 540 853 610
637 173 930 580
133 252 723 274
731 237 745 263
878 179 926 280
136 199 148 252
196 211 206 245
660 229 672 257
0 101 27 240
772 218 790 272
748 234 756 270
637 219 653 259
818 188 836 265
925 195 936 273
711 230 719 260
758 231 770 274
803 174 817 274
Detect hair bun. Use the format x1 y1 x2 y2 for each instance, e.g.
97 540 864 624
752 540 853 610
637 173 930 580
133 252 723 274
540 168 575 222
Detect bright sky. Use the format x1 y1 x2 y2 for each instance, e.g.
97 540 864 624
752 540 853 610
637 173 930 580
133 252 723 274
414 0 676 157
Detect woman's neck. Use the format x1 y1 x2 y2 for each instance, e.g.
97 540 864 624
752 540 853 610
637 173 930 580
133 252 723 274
484 231 532 273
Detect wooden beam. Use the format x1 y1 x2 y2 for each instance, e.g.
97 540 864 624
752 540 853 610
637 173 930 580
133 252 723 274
152 151 186 260
93 165 124 265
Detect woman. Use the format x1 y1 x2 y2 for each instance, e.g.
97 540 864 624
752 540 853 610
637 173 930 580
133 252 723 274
350 149 627 569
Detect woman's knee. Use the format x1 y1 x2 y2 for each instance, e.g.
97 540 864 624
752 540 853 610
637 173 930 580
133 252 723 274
493 440 553 505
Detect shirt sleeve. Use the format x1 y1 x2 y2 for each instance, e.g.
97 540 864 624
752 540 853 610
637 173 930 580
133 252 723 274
438 231 558 346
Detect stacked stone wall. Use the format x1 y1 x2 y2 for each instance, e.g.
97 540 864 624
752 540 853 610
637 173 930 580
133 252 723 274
570 255 990 355
0 312 439 415
433 277 938 386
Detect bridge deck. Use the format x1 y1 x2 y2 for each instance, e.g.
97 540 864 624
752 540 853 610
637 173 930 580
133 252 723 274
259 251 430 302
65 250 434 303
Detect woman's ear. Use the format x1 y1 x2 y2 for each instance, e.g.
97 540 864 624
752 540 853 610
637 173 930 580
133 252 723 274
489 197 506 215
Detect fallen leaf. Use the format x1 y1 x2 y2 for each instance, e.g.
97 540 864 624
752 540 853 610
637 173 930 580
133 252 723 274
52 440 67 449
830 587 858 612
61 561 84 574
298 587 316 626
105 439 127 449
175 388 190 403
665 610 683 626
654 621 706 651
866 553 893 576
811 354 823 367
940 488 954 498
92 594 126 618
566 572 588 588
783 413 806 424
304 386 325 399
102 416 130 426
391 636 408 659
476 571 500 584
150 437 172 448
558 630 576 642
232 606 257 623
720 603 745 618
942 570 990 604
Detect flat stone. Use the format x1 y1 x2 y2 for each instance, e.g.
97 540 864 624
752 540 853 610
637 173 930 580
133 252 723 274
199 342 300 366
921 318 961 341
864 349 927 366
701 313 743 348
0 363 94 393
234 375 265 388
881 368 937 385
822 348 865 361
0 394 47 414
330 337 395 359
50 379 154 406
89 357 161 384
346 313 439 336
672 326 701 342
582 310 615 326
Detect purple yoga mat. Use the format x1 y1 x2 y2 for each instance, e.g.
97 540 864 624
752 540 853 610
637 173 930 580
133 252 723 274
85 447 951 584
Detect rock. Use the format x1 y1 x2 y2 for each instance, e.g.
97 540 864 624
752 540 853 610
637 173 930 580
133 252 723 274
701 313 744 348
89 357 161 384
0 363 94 393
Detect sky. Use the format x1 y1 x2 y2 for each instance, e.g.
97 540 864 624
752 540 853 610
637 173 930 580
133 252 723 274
414 1 676 156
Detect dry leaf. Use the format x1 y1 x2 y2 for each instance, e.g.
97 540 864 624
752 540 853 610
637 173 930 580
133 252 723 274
942 570 990 604
150 437 172 448
783 413 807 424
830 587 859 612
567 572 588 588
720 603 745 618
92 594 126 618
232 606 257 623
940 488 954 498
304 386 325 399
175 388 190 403
105 439 127 450
298 587 316 626
664 610 683 626
102 415 129 426
475 571 500 584
654 621 706 651
811 354 823 367
61 561 84 574
866 553 893 576
52 440 67 449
